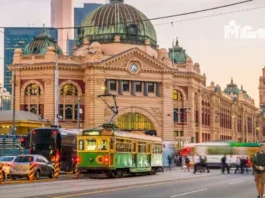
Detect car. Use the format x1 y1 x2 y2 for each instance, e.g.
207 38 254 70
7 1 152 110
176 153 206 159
0 156 16 182
9 154 54 180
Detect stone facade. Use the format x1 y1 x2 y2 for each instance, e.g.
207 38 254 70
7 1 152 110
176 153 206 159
9 39 260 146
8 0 263 148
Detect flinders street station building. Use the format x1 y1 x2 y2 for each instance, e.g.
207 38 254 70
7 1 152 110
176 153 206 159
8 0 265 151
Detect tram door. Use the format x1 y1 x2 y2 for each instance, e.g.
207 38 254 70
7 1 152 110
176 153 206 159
132 141 137 167
147 144 151 167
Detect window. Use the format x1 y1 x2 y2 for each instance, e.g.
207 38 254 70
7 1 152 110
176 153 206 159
78 140 84 150
65 105 73 120
60 84 78 96
138 142 147 153
180 109 184 122
173 90 183 100
123 81 129 91
152 144 162 154
147 83 154 93
135 82 142 92
116 139 132 152
109 80 116 91
174 131 178 136
85 139 97 151
99 139 108 150
25 84 41 95
174 109 178 122
180 131 184 136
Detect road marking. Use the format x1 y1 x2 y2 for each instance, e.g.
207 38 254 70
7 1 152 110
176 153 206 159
228 180 244 185
170 188 207 197
52 176 219 198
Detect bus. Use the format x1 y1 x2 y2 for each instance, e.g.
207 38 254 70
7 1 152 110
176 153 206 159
181 141 260 167
29 128 78 172
76 124 163 178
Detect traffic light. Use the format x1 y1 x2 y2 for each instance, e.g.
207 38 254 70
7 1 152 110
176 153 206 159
20 137 25 147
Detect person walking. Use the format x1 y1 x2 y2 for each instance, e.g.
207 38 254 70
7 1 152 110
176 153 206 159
201 154 210 173
253 144 265 198
235 156 241 174
221 154 230 174
193 154 200 174
184 156 190 172
168 155 172 171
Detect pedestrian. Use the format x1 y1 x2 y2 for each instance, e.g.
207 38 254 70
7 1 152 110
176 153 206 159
168 155 172 171
240 156 248 174
235 156 241 174
221 154 230 174
253 143 265 198
201 153 210 173
184 156 190 172
193 153 200 174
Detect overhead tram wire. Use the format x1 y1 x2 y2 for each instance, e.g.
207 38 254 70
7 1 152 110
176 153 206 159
35 0 254 32
154 5 265 26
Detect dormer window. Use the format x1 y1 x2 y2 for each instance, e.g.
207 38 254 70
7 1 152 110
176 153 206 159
127 24 138 35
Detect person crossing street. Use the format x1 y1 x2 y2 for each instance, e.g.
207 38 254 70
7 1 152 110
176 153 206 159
253 144 265 198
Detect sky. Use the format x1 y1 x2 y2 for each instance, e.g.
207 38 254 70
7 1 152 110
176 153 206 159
0 0 265 106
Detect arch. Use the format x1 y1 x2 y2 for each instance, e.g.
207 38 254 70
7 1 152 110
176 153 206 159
172 85 187 100
59 80 82 96
173 89 183 101
21 80 44 96
117 107 161 137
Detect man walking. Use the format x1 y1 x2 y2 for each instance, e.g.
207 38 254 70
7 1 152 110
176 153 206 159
253 144 265 198
221 154 230 174
193 153 200 174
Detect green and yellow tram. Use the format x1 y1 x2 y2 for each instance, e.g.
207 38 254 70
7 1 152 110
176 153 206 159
76 126 163 177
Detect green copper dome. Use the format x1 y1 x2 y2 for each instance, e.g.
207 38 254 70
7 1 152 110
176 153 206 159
24 29 63 55
76 0 157 48
168 38 189 64
223 78 240 95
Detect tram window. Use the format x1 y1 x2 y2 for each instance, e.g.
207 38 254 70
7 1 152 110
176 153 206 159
85 139 97 151
138 142 146 153
152 144 162 154
147 144 151 153
99 140 108 150
78 139 84 150
116 139 132 152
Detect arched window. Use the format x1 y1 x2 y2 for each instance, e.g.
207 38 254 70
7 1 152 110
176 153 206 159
127 24 138 35
65 105 73 120
173 90 183 100
30 107 37 114
25 84 41 95
116 113 154 131
60 84 78 96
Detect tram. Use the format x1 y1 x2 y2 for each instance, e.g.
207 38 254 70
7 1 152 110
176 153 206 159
181 141 260 167
76 124 163 177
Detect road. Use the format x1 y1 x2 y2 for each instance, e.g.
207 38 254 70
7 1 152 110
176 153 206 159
0 169 257 198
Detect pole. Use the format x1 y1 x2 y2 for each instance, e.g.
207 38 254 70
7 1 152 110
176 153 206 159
77 95 80 129
0 93 2 111
12 69 16 135
186 106 188 144
55 53 59 127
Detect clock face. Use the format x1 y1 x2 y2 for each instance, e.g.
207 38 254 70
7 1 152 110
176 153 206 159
130 64 138 73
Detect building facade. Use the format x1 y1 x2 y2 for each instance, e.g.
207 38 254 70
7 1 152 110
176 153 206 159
51 0 73 53
9 0 261 153
3 28 58 100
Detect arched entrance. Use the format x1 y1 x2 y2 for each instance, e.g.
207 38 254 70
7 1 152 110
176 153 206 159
116 113 155 132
